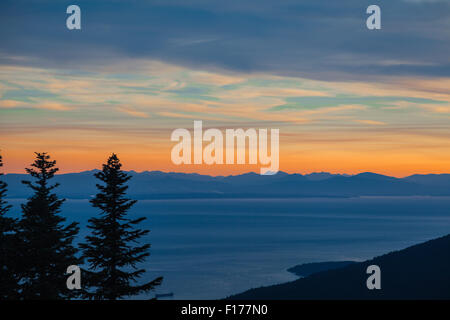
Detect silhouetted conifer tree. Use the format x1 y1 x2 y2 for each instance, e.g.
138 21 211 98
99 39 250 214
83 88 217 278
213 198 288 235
19 152 80 299
0 152 20 299
81 154 162 300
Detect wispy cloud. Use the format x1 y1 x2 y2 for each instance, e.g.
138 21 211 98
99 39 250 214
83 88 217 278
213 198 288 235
420 104 450 114
116 107 150 118
354 119 386 126
33 102 72 111
0 99 22 108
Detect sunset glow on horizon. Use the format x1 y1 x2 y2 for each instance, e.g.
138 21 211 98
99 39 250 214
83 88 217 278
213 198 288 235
1 1 449 178
1 61 449 177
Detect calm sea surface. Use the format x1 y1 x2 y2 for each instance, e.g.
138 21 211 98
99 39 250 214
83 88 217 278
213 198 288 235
7 196 450 299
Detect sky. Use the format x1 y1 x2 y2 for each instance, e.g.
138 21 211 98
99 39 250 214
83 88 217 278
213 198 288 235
0 0 449 176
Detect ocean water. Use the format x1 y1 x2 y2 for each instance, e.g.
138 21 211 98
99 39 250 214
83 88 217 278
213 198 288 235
6 196 450 299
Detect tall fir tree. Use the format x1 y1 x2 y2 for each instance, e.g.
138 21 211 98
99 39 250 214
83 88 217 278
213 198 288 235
0 152 19 299
19 152 80 299
81 154 162 300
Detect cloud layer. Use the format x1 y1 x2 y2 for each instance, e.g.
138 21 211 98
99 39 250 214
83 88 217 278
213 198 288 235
0 1 449 175
1 0 449 80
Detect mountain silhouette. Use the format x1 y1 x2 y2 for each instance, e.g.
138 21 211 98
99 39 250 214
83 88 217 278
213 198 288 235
3 171 450 199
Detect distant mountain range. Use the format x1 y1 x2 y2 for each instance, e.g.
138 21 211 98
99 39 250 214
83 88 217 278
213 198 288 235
228 233 450 299
2 170 450 199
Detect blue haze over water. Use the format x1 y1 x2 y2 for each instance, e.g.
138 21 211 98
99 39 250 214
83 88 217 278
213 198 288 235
7 196 450 299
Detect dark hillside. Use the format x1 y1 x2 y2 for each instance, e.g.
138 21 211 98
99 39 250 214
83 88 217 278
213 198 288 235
229 234 450 300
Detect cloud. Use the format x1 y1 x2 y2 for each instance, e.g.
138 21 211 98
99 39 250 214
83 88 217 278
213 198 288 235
189 71 245 86
0 99 22 108
168 37 219 47
219 87 330 99
354 119 386 126
420 104 450 114
304 104 366 115
323 79 450 101
116 107 150 118
157 111 227 121
0 0 448 81
33 102 72 111
1 63 448 134
378 100 450 114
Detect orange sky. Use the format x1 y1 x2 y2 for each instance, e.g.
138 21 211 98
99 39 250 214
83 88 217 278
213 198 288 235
1 63 449 177
2 128 449 177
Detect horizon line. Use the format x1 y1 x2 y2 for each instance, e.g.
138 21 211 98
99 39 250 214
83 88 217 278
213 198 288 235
3 169 450 179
